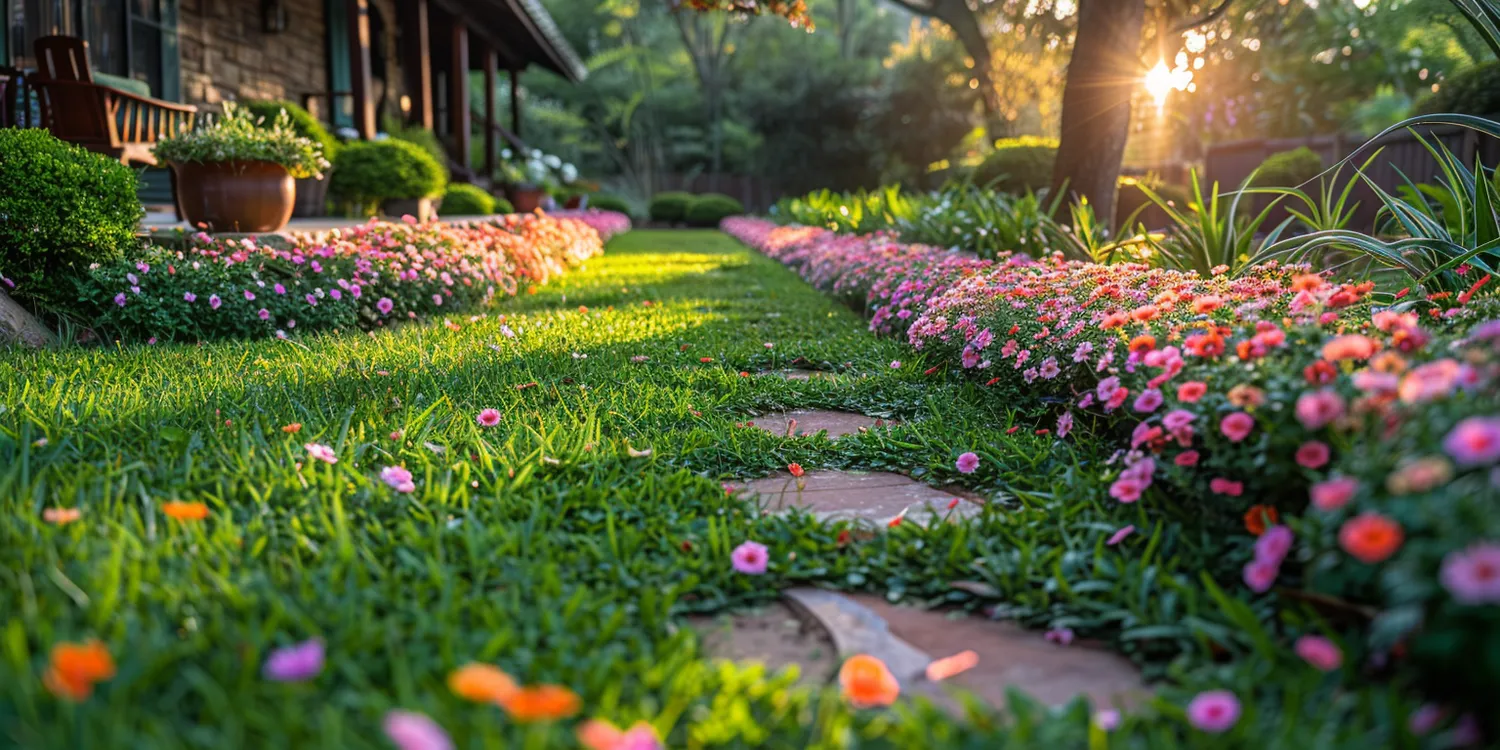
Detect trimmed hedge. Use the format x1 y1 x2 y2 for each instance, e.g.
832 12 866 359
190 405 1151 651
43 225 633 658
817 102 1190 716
0 129 142 308
587 193 634 216
492 194 516 214
648 191 694 223
440 183 496 216
1415 61 1500 119
329 140 447 215
971 136 1058 195
242 99 341 162
1251 146 1323 188
684 193 745 227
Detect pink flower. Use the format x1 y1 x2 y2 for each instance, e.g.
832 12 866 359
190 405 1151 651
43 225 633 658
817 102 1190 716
1162 409 1196 432
1294 390 1345 430
384 710 453 750
114 292 127 307
1209 477 1243 496
1254 525 1294 565
306 294 319 306
377 297 395 315
244 290 256 301
258 308 271 320
955 452 980 474
1443 417 1500 466
1219 412 1255 442
1175 450 1200 467
432 294 443 306
1409 704 1446 736
889 360 901 369
209 294 222 310
1310 476 1358 511
1294 635 1342 671
1107 525 1135 545
476 408 502 427
1109 477 1145 503
1093 709 1121 731
262 638 324 682
1186 690 1241 733
1295 441 1331 469
1439 542 1500 603
1043 628 1074 645
1243 559 1278 592
1177 381 1207 403
274 283 286 295
381 466 416 493
184 292 197 302
1057 412 1073 438
1133 389 1164 413
731 540 769 575
304 443 337 464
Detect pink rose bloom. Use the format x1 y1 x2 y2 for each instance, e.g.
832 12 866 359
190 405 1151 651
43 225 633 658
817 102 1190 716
381 465 416 493
1443 417 1500 466
955 452 980 474
476 408 502 427
1243 559 1278 592
384 710 453 750
731 540 769 575
1254 525 1294 565
1209 477 1243 496
1440 542 1500 603
1175 450 1200 467
1186 690 1241 733
1293 635 1342 671
1107 525 1135 545
1295 390 1345 430
304 443 337 464
1109 477 1145 503
1219 412 1255 442
1310 476 1359 511
1296 441 1331 469
1133 389 1164 413
262 638 325 682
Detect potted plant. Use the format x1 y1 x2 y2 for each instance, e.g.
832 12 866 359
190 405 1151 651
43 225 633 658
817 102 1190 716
243 100 341 218
154 102 329 233
328 140 447 221
501 149 558 214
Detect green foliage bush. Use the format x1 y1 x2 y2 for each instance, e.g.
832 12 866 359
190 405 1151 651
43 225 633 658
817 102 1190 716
649 191 694 223
1251 146 1324 188
241 99 341 162
439 183 496 216
587 193 633 216
329 140 447 214
492 194 515 214
1414 61 1500 118
684 193 745 226
384 120 452 182
0 129 142 307
155 103 329 179
971 136 1058 194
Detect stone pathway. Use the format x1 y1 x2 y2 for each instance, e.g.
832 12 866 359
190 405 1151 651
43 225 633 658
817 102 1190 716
688 601 838 689
747 409 895 439
736 470 982 527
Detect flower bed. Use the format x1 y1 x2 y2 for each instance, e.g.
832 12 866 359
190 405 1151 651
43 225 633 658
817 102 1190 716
723 215 1500 721
80 212 626 343
550 208 633 240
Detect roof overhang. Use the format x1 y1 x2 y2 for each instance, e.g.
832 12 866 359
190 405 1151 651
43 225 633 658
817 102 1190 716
446 0 587 82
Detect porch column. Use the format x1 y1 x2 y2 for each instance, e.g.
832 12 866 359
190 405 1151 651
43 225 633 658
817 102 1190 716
402 0 434 129
451 20 470 172
509 68 521 139
483 48 498 177
347 0 376 139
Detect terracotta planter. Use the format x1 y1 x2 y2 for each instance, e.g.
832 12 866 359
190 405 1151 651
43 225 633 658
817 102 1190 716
292 175 330 218
381 197 439 222
172 160 296 233
508 186 547 214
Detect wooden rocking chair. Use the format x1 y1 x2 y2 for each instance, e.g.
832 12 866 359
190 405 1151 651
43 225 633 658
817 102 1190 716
29 36 197 166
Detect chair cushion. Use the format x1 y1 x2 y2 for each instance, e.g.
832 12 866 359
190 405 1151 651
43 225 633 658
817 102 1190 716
93 72 153 99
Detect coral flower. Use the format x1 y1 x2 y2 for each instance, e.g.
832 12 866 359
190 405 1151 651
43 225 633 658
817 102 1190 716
162 501 210 521
1177 381 1207 403
578 720 663 750
1309 476 1359 511
787 462 805 478
281 423 302 434
43 640 116 701
839 654 900 708
476 408 502 427
1339 513 1404 564
731 540 769 574
1210 477 1243 496
384 711 453 750
1243 505 1279 535
1294 635 1343 671
1321 334 1379 361
448 663 517 703
955 452 980 474
43 507 82 525
1186 690 1241 733
501 684 581 722
925 650 979 681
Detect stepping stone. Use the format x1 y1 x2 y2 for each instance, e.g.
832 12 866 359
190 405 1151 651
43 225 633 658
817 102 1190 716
769 369 834 381
748 409 893 439
734 470 982 527
687 601 838 688
0 289 54 348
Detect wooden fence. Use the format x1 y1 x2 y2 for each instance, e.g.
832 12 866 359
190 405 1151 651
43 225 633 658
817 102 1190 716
1203 126 1500 231
653 173 781 213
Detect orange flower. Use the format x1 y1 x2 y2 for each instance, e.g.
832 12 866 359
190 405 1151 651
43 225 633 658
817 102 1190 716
925 650 979 681
500 684 581 722
1321 334 1379 362
43 640 115 701
1130 305 1160 323
161 501 209 521
448 663 517 703
1192 295 1223 314
1291 273 1326 292
1339 513 1404 564
1100 311 1130 330
1243 505 1280 536
839 654 900 708
43 507 82 525
281 423 302 434
577 719 658 750
787 463 805 478
1227 384 1265 409
1128 334 1156 355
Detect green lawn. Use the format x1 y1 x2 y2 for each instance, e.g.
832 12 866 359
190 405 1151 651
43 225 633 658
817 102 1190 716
0 231 1414 747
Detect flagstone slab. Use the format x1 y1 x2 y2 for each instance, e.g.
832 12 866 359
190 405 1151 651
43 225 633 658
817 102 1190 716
0 289 54 348
687 601 838 688
735 470 983 526
747 409 895 439
768 369 836 380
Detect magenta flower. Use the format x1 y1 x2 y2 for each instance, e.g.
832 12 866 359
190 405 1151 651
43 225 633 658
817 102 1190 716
1107 525 1135 546
1186 690 1241 733
1209 477 1243 496
1443 417 1500 466
889 360 901 369
381 466 416 493
1093 709 1121 732
1043 628 1074 645
377 297 395 315
1408 704 1446 736
1132 389 1164 413
955 452 980 474
262 638 324 682
1175 450 1200 467
1056 411 1073 439
184 292 197 302
1309 476 1358 511
274 283 287 295
1219 412 1254 442
1293 635 1342 671
258 308 271 320
1109 477 1145 503
476 408 502 427
1439 542 1500 603
1295 441 1331 469
244 290 256 301
384 710 453 750
305 294 318 306
210 294 222 310
1242 559 1277 592
1255 525 1294 565
304 443 338 464
731 540 769 575
1294 389 1345 430
1162 409 1196 432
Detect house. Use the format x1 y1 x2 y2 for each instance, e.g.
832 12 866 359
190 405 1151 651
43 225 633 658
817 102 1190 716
1 0 585 179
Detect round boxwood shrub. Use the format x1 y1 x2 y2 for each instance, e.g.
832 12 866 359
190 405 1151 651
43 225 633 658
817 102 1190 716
329 140 446 214
491 194 516 214
1415 61 1500 118
587 193 633 216
0 129 142 308
971 136 1058 194
242 99 341 162
1251 146 1324 188
440 183 496 216
649 191 694 223
684 193 745 227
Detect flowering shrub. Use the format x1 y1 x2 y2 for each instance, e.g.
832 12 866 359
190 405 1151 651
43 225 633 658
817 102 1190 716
79 213 616 342
551 209 633 239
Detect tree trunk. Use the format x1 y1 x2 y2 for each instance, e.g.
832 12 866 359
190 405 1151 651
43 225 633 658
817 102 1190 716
1050 0 1146 223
